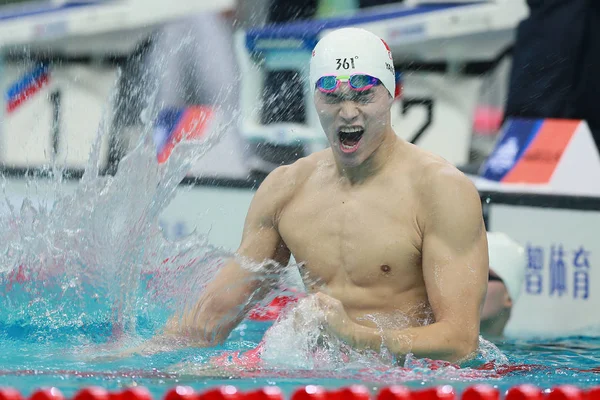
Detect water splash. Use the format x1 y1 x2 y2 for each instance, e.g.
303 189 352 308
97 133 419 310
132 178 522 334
260 296 335 370
0 62 235 344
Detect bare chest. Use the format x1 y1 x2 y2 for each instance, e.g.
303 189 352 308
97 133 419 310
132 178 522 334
278 181 423 292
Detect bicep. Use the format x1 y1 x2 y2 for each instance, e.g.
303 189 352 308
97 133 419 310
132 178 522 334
237 168 291 269
421 178 488 329
201 168 293 309
237 208 289 268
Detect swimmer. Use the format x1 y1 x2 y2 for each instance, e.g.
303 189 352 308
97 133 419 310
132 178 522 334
481 232 526 338
143 27 489 363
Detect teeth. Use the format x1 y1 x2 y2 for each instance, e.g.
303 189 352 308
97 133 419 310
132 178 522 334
339 127 363 133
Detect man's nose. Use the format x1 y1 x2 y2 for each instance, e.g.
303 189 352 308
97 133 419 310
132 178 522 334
339 101 359 121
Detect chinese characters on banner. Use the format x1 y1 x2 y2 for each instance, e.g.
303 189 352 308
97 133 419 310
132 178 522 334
526 244 591 299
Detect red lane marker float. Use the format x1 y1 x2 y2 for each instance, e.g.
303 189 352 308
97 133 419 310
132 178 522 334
164 387 195 400
461 385 499 400
377 386 412 400
291 386 327 400
412 385 455 400
109 387 153 400
4 386 600 400
547 386 584 400
587 387 600 400
0 388 22 400
29 388 64 400
328 385 370 400
243 388 283 400
505 385 544 400
199 386 239 400
73 387 110 400
123 387 152 400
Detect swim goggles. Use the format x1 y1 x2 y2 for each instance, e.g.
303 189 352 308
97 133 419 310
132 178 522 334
316 74 381 93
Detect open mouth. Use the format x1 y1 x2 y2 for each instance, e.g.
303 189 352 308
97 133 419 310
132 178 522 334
338 127 364 153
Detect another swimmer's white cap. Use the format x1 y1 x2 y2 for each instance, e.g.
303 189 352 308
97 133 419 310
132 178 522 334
487 231 527 303
310 27 396 98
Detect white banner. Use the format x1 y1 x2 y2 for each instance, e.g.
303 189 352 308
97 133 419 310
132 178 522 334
489 203 599 338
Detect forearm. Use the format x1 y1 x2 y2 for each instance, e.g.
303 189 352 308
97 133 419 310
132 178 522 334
170 299 248 344
341 321 478 362
166 262 269 344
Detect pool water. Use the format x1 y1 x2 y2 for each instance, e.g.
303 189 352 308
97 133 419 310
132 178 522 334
1 313 600 399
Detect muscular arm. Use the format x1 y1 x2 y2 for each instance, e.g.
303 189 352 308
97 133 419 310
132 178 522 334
330 169 488 362
165 166 293 345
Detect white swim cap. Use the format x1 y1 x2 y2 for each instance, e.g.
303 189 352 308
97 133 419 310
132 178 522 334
487 231 527 304
310 27 396 98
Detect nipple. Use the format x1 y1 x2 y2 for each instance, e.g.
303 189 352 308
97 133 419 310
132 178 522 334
380 265 391 273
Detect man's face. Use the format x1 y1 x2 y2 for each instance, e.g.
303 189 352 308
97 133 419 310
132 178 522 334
481 279 512 322
314 80 393 167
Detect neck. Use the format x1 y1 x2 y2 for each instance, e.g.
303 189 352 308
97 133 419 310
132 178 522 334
336 128 398 184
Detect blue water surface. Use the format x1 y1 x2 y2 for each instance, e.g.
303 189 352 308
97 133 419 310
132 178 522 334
1 311 599 399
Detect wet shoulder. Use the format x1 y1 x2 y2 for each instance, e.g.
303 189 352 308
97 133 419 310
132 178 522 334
256 151 328 208
409 146 478 206
408 146 484 246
